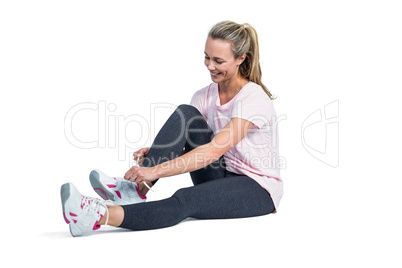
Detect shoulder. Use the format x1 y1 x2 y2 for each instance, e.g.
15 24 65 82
239 82 271 102
235 82 276 116
192 83 217 98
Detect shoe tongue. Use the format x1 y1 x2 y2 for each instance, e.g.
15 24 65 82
120 178 137 185
102 200 114 206
121 179 138 189
84 197 108 214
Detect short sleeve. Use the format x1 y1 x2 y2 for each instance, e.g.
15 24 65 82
190 86 208 118
231 87 274 129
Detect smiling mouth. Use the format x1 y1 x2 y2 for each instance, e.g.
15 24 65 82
210 72 221 77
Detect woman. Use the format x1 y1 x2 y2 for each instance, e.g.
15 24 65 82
61 20 283 237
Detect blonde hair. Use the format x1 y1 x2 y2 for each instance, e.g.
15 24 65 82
208 20 276 100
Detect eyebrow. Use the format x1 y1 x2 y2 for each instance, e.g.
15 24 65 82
204 52 225 61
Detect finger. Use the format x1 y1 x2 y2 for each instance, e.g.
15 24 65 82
135 150 144 158
124 167 135 180
127 171 136 181
124 172 131 180
128 166 139 179
142 148 149 155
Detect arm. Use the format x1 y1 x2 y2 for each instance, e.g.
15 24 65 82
136 147 184 166
124 117 255 183
155 117 255 178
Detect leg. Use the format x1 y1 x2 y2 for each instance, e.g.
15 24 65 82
141 104 226 187
99 205 124 227
117 176 275 231
185 110 226 185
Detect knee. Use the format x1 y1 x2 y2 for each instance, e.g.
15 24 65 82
172 187 192 203
176 104 201 115
173 187 186 200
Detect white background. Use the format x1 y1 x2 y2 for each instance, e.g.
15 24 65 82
1 0 401 267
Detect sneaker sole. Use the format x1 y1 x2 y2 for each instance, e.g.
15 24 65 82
60 183 82 237
89 170 116 202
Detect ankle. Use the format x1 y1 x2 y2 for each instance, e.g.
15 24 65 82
138 183 150 196
99 205 124 227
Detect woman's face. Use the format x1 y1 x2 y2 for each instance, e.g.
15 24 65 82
204 37 245 83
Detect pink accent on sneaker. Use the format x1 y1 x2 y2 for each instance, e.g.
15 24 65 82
81 196 92 209
135 186 147 200
107 184 116 188
73 219 77 224
93 221 100 230
93 214 104 230
69 212 77 217
115 191 121 199
63 212 70 224
94 188 109 200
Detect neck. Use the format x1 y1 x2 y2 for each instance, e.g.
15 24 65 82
218 75 249 95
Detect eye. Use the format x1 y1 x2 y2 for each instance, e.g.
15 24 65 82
215 60 223 64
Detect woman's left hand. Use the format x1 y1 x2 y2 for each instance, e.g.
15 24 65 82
124 166 159 184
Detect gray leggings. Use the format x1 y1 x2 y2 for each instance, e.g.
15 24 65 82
119 104 275 231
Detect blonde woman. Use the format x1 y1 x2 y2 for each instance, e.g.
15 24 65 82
60 21 283 236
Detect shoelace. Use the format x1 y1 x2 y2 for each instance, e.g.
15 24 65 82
81 196 110 226
131 156 154 192
113 175 145 191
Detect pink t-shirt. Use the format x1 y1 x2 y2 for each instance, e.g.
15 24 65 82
190 82 283 211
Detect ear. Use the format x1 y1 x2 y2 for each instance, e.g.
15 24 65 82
236 53 247 66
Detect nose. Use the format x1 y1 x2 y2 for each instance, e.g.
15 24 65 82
205 58 215 71
206 62 215 71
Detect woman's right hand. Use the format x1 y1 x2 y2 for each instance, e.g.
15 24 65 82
133 147 150 166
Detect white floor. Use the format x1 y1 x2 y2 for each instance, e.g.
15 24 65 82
7 167 401 268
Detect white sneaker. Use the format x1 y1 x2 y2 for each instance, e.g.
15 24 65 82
89 169 147 205
60 183 109 237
